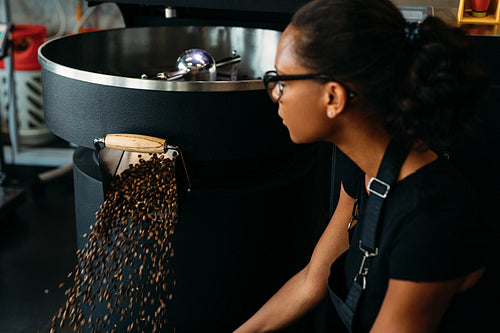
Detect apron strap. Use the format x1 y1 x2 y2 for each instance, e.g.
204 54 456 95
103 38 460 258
359 139 409 254
329 139 409 331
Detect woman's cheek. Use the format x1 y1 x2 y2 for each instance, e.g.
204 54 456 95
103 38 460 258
287 114 316 144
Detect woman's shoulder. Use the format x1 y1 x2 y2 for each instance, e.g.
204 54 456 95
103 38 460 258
335 148 364 199
386 158 491 281
393 157 471 207
413 157 477 211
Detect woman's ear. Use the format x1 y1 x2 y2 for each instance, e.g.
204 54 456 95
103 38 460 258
325 82 348 119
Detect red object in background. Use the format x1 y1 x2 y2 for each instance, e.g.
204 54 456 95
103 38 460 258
471 0 491 12
0 24 47 71
81 28 101 33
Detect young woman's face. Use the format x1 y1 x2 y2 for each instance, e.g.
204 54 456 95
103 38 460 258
273 26 334 144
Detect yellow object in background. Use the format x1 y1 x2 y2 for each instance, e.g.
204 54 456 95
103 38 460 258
458 0 500 24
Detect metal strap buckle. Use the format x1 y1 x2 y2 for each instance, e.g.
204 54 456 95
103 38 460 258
354 241 379 290
367 177 391 198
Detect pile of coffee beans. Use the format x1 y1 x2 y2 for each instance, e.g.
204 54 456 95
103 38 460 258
51 153 178 333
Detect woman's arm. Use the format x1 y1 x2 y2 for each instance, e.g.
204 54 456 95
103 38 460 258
370 268 484 333
233 183 355 333
371 278 459 333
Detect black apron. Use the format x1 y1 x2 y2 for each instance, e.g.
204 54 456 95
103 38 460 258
328 140 409 332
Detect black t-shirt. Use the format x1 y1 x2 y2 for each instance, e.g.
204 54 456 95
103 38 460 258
330 150 495 332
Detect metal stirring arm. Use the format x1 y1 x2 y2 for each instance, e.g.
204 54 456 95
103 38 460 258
142 50 241 80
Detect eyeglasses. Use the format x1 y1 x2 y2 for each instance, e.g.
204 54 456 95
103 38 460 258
262 70 355 103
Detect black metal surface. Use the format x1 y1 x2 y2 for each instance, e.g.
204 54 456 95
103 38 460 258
73 147 103 250
39 26 290 161
117 6 292 30
73 143 334 332
39 21 334 333
88 0 308 29
42 73 292 161
89 0 308 12
87 0 307 30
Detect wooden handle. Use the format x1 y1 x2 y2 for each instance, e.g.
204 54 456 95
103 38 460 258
104 134 166 153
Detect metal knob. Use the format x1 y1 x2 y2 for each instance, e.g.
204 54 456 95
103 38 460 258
175 48 217 81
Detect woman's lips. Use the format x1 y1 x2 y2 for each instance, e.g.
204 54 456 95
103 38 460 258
278 112 286 126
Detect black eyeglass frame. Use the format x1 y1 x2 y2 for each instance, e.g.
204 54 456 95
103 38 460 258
263 70 355 103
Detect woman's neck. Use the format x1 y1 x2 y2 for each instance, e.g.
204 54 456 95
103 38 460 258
336 130 391 180
332 113 438 182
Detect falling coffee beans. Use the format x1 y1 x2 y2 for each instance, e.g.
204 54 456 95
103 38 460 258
51 153 178 332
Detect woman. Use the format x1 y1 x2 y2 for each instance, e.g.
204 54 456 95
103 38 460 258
234 0 493 332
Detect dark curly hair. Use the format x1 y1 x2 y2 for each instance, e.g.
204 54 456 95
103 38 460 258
290 0 489 151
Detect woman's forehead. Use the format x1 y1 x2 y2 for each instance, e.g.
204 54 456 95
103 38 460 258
275 26 307 72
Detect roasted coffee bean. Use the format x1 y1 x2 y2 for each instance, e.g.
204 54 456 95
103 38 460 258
51 154 178 332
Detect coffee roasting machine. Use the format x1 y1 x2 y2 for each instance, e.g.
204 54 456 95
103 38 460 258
38 0 500 332
39 0 334 332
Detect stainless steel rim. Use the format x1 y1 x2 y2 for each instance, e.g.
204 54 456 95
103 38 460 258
38 31 267 92
38 46 265 92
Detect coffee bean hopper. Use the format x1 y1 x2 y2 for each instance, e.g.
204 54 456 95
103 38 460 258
39 1 333 332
